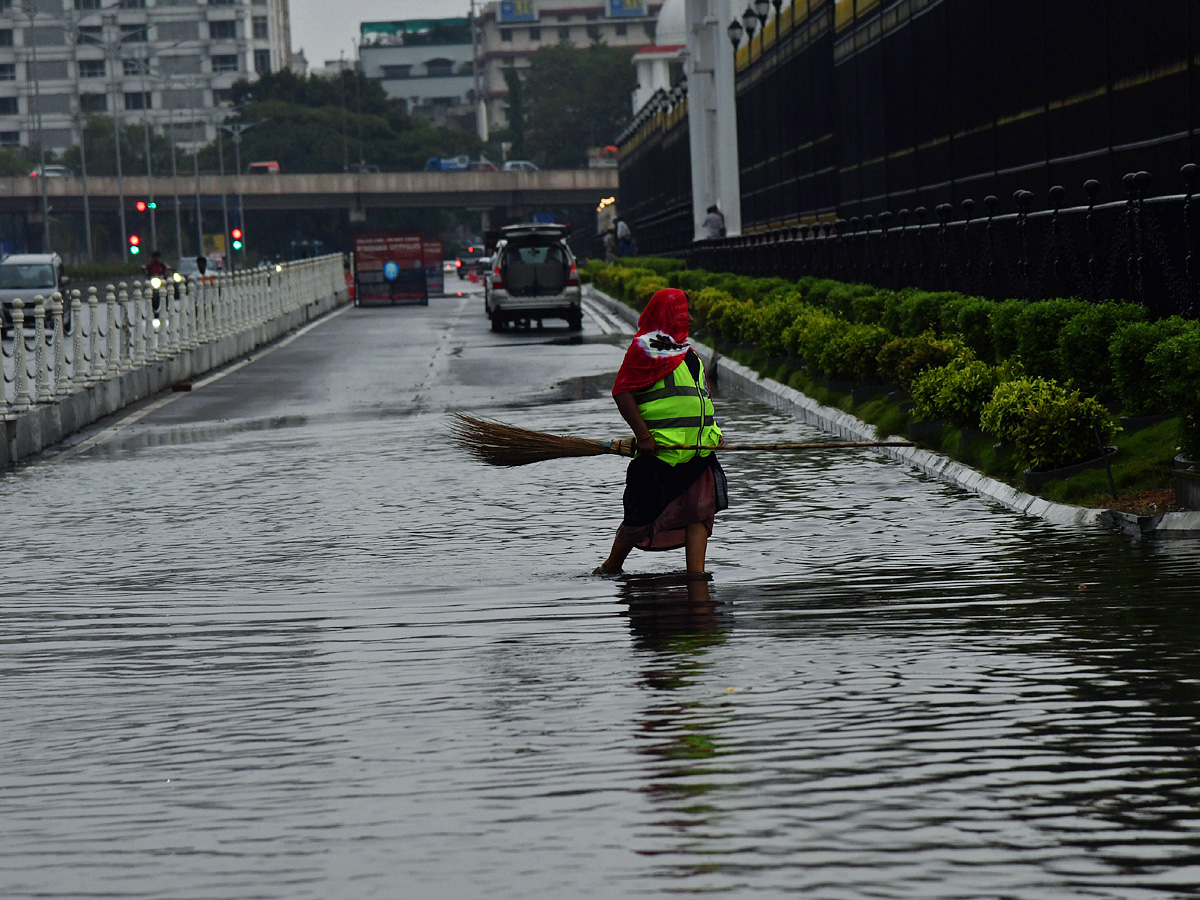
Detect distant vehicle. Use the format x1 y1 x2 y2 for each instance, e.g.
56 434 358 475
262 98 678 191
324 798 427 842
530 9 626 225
486 223 581 332
348 162 381 174
586 145 618 169
29 164 74 178
471 158 499 172
443 259 457 274
426 155 470 172
247 161 280 174
502 160 538 173
0 253 71 332
455 244 485 279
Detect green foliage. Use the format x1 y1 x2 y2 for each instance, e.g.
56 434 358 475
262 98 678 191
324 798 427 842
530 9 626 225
0 146 36 177
1013 298 1089 379
620 256 686 275
910 358 1023 427
815 322 892 380
691 287 735 327
1110 317 1193 415
990 299 1026 362
781 305 840 361
669 269 716 292
629 276 670 310
518 43 638 168
953 296 997 362
898 290 960 337
1147 325 1200 458
59 115 177 178
1057 302 1148 399
849 290 889 324
876 331 972 387
980 377 1061 442
981 376 1116 471
749 293 808 356
823 283 876 320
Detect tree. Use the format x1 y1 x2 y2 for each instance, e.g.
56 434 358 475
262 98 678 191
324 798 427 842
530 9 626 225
518 42 637 169
59 115 175 177
502 66 527 159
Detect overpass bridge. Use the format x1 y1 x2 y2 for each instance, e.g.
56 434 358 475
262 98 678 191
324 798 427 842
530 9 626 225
0 169 618 217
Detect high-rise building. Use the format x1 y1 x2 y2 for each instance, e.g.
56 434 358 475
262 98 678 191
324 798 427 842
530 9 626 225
358 18 476 130
0 0 294 153
477 0 660 132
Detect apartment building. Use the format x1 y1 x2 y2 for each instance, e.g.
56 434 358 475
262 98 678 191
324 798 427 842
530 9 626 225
0 0 294 152
358 18 475 129
478 0 660 132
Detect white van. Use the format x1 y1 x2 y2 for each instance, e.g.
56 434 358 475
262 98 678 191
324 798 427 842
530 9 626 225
0 253 71 332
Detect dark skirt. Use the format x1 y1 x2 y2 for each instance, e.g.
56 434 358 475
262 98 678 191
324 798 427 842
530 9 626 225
617 453 729 552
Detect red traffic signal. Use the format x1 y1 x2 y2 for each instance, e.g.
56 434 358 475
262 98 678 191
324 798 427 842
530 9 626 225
231 227 243 240
135 200 147 212
128 234 140 246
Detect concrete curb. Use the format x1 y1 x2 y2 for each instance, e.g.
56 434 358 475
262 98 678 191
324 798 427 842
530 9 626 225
3 290 351 470
585 285 1198 538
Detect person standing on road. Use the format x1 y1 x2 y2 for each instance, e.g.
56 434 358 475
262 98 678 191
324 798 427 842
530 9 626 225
594 288 728 580
602 227 618 264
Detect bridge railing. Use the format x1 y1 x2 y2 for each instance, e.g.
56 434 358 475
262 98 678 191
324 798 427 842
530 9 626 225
0 253 345 418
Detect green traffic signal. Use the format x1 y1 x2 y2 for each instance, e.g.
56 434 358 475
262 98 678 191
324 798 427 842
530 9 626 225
130 245 140 255
148 201 157 209
231 240 243 250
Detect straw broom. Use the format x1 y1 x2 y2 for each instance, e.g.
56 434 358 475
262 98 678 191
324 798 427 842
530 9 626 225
451 413 913 467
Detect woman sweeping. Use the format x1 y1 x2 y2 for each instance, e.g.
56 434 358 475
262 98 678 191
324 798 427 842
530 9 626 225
594 288 728 578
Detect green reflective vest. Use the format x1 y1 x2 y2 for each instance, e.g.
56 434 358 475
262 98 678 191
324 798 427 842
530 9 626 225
633 353 722 465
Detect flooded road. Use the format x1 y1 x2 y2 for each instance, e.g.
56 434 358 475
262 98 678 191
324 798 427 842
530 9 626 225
4 284 1200 899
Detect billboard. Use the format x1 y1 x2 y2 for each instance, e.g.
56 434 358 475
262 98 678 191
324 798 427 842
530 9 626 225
498 0 537 23
353 233 428 305
607 0 645 17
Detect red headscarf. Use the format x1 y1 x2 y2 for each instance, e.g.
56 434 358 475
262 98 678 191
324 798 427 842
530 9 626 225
612 288 690 395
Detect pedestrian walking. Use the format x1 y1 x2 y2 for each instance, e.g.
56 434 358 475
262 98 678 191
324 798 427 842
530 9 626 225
616 218 635 257
594 288 728 579
603 227 618 264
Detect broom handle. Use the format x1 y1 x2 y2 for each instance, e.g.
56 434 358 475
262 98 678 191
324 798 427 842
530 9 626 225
608 438 913 456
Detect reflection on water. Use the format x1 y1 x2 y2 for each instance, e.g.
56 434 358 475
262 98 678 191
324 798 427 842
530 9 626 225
3 387 1200 898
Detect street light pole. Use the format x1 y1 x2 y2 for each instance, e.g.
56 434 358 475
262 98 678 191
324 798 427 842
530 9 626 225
217 122 230 266
65 9 94 259
222 118 263 269
21 2 51 251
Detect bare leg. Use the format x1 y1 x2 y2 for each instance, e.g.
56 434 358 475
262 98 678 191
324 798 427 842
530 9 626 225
595 533 635 575
684 522 708 575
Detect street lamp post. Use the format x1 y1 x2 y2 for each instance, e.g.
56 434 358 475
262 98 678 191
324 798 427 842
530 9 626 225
64 8 96 259
216 122 231 266
753 0 771 56
222 119 263 270
21 1 51 251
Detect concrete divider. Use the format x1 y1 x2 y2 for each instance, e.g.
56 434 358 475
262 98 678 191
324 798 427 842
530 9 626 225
3 254 349 469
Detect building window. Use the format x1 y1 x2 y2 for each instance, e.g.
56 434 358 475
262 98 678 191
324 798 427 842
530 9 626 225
585 11 599 20
118 0 146 8
212 87 232 105
381 64 411 78
124 91 150 110
209 20 237 40
558 27 570 40
529 27 540 41
586 25 600 41
80 92 106 112
0 31 10 48
120 23 147 42
615 23 626 36
74 0 102 9
77 25 102 44
122 57 150 76
0 97 17 115
78 58 105 78
252 16 268 39
644 23 655 39
254 49 270 73
209 0 237 5
557 13 571 21
425 58 453 77
500 29 513 42
212 54 239 73
0 131 19 145
0 64 12 81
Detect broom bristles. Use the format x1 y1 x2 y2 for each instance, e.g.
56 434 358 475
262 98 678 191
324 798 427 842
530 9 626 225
451 413 617 467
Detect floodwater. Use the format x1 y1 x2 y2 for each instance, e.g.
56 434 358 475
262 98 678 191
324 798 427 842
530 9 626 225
3 288 1200 899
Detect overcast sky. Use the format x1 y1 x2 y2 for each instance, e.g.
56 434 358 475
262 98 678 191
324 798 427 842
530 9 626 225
291 0 472 70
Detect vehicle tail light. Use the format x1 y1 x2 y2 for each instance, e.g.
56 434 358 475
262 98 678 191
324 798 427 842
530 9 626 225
567 262 579 287
492 263 504 291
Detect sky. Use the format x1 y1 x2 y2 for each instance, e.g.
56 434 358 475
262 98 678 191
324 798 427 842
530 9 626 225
290 0 472 70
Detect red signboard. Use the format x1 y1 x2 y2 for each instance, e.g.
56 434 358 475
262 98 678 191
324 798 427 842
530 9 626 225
423 237 444 296
353 233 427 305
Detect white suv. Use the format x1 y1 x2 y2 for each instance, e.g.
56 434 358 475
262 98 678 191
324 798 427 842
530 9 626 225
487 224 581 331
0 253 71 332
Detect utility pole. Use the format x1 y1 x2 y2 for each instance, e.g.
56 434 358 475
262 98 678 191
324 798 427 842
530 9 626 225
217 122 230 267
64 7 95 259
21 1 51 251
471 0 487 142
222 119 263 269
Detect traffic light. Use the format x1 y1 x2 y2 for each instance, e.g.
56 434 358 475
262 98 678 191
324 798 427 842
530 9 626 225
231 227 243 251
135 200 147 212
148 201 157 209
128 234 140 255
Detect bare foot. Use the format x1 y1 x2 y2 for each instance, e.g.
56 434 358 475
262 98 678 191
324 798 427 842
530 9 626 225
593 564 622 576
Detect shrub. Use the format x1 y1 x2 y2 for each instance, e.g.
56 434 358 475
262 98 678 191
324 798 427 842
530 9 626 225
709 296 758 343
670 269 716 293
1057 302 1148 400
1016 390 1118 472
899 290 959 337
849 290 890 324
936 293 974 336
690 287 735 327
1148 325 1200 458
801 278 843 308
981 377 1062 443
910 358 1023 427
954 296 997 362
823 283 876 320
750 293 809 356
990 299 1026 362
620 256 685 275
815 322 892 381
1110 317 1193 415
629 275 670 310
1014 298 1089 379
782 306 840 362
876 331 972 387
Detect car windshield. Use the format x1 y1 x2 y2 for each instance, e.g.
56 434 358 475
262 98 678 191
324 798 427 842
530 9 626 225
0 264 55 290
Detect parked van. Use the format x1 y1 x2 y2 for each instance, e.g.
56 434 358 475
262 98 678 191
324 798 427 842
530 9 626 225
247 161 280 174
